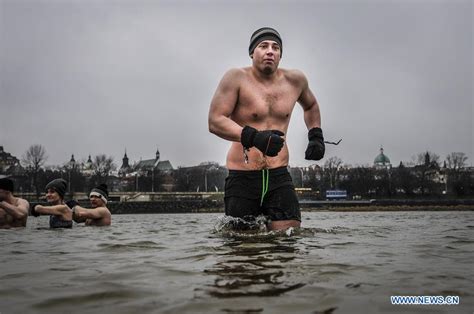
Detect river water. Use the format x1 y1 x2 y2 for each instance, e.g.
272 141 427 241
0 211 473 314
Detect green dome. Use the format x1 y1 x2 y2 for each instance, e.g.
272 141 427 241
374 147 390 164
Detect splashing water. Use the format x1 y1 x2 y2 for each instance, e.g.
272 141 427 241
212 215 354 240
213 215 268 234
212 215 307 239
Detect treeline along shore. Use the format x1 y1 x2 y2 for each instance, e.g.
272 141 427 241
25 192 474 214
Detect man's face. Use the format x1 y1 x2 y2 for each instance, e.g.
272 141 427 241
251 40 281 74
89 195 104 208
46 188 61 204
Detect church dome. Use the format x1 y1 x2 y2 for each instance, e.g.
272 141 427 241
374 147 391 165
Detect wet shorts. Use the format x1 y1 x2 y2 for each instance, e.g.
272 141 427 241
224 166 301 223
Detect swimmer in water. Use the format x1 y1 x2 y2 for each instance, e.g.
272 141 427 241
68 184 111 226
0 178 29 228
31 178 73 228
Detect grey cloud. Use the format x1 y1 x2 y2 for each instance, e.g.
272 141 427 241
1 0 472 168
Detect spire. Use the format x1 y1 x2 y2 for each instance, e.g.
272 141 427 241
156 147 160 161
70 154 76 163
122 149 129 168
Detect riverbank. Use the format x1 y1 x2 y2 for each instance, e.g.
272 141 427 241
104 198 474 214
105 201 474 214
300 198 474 212
303 204 474 212
28 198 474 215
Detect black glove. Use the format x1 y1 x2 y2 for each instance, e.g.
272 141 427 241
241 126 285 157
305 127 325 160
66 200 79 210
30 204 40 217
72 207 79 223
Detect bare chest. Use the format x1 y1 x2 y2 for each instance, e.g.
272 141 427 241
236 80 300 122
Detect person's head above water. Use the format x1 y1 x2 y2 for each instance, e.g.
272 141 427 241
0 177 14 201
89 183 108 207
0 177 14 193
248 27 282 58
45 178 67 203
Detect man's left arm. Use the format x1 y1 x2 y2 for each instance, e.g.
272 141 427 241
0 199 29 220
297 71 321 129
296 71 325 161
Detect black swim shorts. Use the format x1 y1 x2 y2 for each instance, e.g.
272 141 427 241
224 166 301 222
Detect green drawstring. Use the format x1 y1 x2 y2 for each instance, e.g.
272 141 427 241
260 169 269 206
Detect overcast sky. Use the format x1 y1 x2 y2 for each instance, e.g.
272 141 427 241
1 0 472 169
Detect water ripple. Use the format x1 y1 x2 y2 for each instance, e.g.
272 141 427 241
0 212 473 314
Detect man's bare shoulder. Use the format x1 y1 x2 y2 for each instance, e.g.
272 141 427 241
96 206 111 215
17 198 29 209
223 67 249 79
281 68 308 85
218 68 249 90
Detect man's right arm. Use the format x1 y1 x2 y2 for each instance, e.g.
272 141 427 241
34 204 69 217
74 207 106 221
208 69 244 142
0 199 29 220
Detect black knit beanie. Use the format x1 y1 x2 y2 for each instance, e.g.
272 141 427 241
89 184 109 204
45 179 67 198
249 27 283 57
0 178 14 192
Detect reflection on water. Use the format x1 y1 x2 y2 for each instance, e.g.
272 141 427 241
205 229 304 298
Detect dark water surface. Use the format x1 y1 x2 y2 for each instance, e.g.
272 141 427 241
1 211 473 314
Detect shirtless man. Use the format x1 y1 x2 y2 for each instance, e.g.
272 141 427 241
68 184 111 226
31 178 73 228
0 178 29 228
208 27 325 231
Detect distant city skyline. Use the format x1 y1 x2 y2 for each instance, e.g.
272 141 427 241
0 144 471 171
1 1 472 168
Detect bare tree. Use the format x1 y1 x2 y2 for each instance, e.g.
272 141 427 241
324 156 343 189
446 152 468 170
445 152 469 196
414 151 440 167
92 154 116 185
22 144 47 199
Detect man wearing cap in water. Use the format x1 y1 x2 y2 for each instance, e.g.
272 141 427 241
208 27 325 231
0 178 29 228
31 178 73 228
67 184 111 226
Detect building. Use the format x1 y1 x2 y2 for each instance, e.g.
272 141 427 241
116 148 174 191
118 150 132 177
119 148 174 176
118 149 174 177
81 155 94 177
0 146 22 175
134 149 173 174
374 147 392 169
